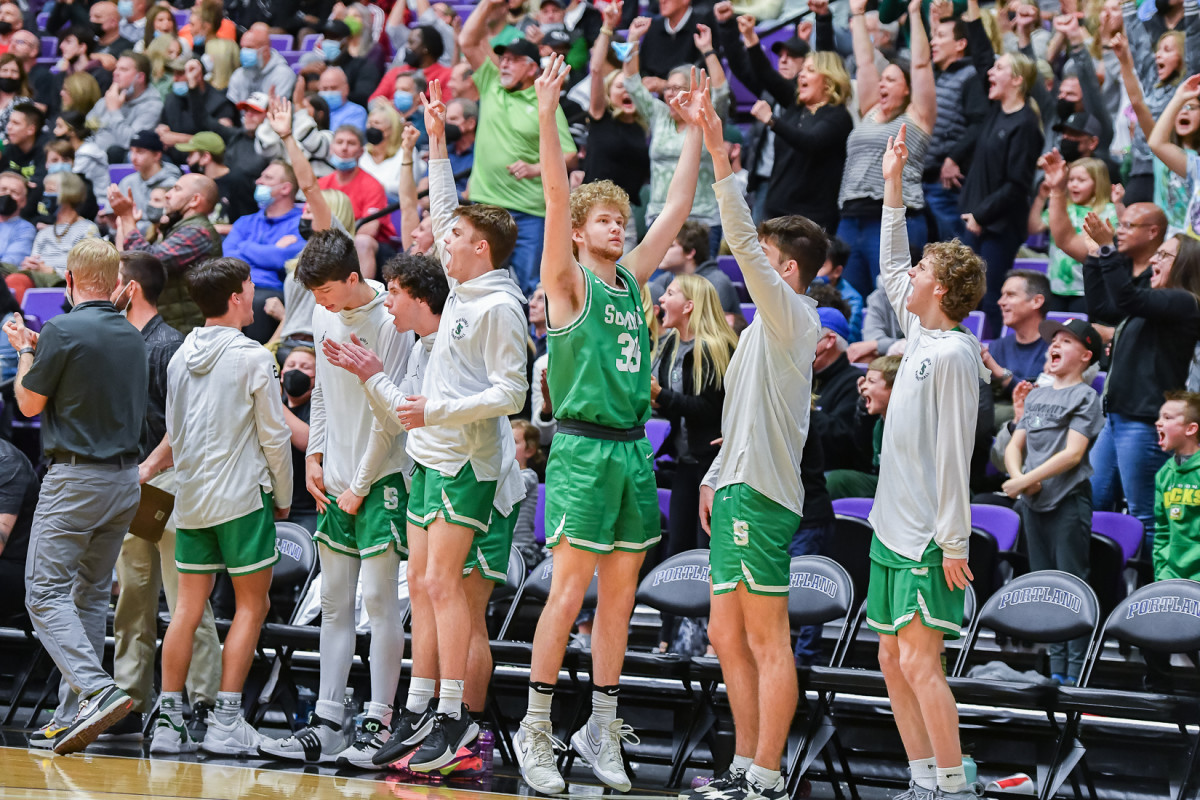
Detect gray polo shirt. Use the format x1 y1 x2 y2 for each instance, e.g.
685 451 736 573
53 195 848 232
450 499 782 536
1015 381 1104 511
23 300 148 459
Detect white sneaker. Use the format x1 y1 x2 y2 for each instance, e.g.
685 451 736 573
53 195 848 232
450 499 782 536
149 715 199 755
570 717 639 792
257 718 346 763
514 719 566 795
201 714 262 757
336 717 390 770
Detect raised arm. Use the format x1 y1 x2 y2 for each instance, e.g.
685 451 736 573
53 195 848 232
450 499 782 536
424 80 457 270
907 0 938 134
267 96 331 232
880 123 918 332
1041 149 1093 264
714 1 762 95
694 24 726 90
622 15 652 81
397 124 422 249
625 69 705 285
1150 75 1200 179
1111 32 1155 138
848 0 879 113
460 0 507 69
589 0 624 120
536 55 587 328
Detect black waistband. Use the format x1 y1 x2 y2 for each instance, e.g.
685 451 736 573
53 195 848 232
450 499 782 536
556 419 647 443
49 451 138 468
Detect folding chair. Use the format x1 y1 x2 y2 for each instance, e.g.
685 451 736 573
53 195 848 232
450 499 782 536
823 515 873 606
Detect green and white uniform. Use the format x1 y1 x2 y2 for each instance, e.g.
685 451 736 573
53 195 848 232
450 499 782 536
544 261 660 553
866 205 988 638
703 176 819 595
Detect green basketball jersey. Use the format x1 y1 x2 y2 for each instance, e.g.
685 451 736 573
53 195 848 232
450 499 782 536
547 263 651 429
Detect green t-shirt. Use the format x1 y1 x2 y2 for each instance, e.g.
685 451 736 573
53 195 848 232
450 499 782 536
467 57 577 218
1043 201 1119 297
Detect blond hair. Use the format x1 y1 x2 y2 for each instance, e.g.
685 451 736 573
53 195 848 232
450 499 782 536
1068 157 1112 209
641 283 660 362
569 179 631 230
667 274 739 391
144 34 178 81
323 189 356 233
366 99 405 158
807 51 852 107
924 240 986 321
868 354 903 387
204 38 239 90
68 238 121 295
62 72 101 114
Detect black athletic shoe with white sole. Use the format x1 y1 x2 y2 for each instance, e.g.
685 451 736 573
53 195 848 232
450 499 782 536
406 705 478 772
371 706 436 766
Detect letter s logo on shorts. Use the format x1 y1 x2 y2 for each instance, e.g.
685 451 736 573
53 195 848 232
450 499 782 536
732 519 749 547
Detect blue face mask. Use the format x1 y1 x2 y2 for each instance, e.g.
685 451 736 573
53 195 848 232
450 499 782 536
46 162 71 174
393 91 414 113
329 154 357 172
253 184 274 207
239 47 259 69
153 30 167 38
319 89 345 111
193 34 205 47
117 0 133 18
172 80 188 96
321 40 341 62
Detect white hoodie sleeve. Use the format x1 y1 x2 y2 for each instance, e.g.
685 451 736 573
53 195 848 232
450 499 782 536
429 157 458 274
347 324 412 495
423 304 528 427
880 205 919 337
250 349 295 509
349 371 410 496
932 343 979 560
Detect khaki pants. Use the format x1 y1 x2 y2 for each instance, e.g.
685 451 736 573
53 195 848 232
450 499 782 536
112 471 221 712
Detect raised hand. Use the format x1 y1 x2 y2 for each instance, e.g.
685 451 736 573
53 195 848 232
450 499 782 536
881 123 909 183
669 67 711 127
1012 380 1033 422
267 95 293 138
695 76 725 152
713 0 734 21
1109 31 1129 62
628 15 652 41
1176 73 1200 102
750 98 773 124
401 123 420 154
849 0 867 17
1082 211 1115 247
1038 148 1067 192
1053 13 1084 44
808 0 830 17
693 22 714 52
929 0 952 22
535 53 568 117
106 185 135 218
736 13 758 45
908 0 922 20
601 0 622 29
185 58 204 88
797 19 813 40
423 78 446 138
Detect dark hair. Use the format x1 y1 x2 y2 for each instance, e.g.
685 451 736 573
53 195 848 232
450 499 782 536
808 281 851 319
121 51 152 84
120 251 167 305
306 93 330 129
457 204 518 269
942 18 971 55
826 236 850 270
758 215 829 288
0 55 30 98
186 257 250 318
10 102 44 134
1166 233 1200 303
58 109 89 139
1004 268 1051 315
415 24 445 62
675 220 710 264
296 228 360 287
59 24 97 53
382 251 450 314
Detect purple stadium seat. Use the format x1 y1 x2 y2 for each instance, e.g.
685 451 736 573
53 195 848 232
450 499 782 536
717 254 742 283
109 164 136 185
21 288 67 326
282 51 304 68
40 37 56 58
270 34 293 51
1012 257 1049 273
832 496 873 520
174 9 189 27
1091 511 1143 563
1047 310 1087 325
534 483 546 544
970 504 1019 551
962 310 985 338
36 11 48 28
741 303 756 323
727 68 759 114
646 417 669 456
1091 370 1105 394
301 33 321 51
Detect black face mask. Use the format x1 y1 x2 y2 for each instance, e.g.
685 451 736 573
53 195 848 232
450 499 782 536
0 194 16 217
145 205 165 224
365 127 385 145
1059 138 1084 163
444 123 462 143
1056 98 1077 122
298 218 314 240
403 48 423 68
0 77 19 94
1158 0 1179 15
0 21 13 36
282 369 312 397
91 21 107 38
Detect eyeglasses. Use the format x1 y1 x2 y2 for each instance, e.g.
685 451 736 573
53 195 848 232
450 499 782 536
1151 248 1179 262
1117 221 1154 230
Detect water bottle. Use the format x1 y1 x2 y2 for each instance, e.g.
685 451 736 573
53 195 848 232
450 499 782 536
477 722 494 774
963 755 977 785
342 688 357 745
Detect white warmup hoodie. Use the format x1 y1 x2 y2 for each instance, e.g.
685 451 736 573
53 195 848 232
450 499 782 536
869 205 991 561
702 176 821 518
166 326 293 529
403 156 528 484
307 280 413 497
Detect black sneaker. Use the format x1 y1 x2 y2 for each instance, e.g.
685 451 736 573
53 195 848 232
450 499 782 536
406 705 478 772
743 772 788 800
372 706 435 766
188 701 214 739
97 712 144 742
54 685 134 755
681 765 749 798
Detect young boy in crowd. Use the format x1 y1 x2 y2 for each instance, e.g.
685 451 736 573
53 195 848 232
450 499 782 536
1002 318 1104 685
825 355 902 501
153 257 292 756
869 124 988 799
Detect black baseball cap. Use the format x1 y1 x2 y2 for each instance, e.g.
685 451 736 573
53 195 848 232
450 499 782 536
771 35 811 57
129 129 163 153
494 37 540 62
1053 111 1101 138
1040 317 1104 365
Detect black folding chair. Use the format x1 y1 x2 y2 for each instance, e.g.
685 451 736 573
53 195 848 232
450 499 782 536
823 515 873 605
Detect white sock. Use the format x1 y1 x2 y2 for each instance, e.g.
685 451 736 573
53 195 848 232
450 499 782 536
731 754 754 773
437 679 464 718
315 699 343 729
748 764 782 788
160 691 184 725
590 688 618 727
937 764 968 793
366 701 393 728
911 757 937 790
406 677 436 713
525 683 554 724
214 692 242 726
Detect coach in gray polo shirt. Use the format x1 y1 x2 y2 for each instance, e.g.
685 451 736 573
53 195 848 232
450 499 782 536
3 238 148 755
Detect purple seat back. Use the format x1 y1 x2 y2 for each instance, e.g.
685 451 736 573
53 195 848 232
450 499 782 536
1091 370 1105 394
832 497 873 520
302 34 321 51
534 483 546 544
962 310 985 338
741 303 756 324
1091 511 1143 563
646 417 669 455
40 37 56 57
970 504 1020 551
270 34 293 51
718 255 743 283
109 164 136 186
21 289 66 326
174 9 189 27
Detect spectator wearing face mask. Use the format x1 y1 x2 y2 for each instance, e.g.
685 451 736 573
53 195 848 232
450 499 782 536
0 52 31 134
317 65 368 135
0 171 35 269
360 101 421 204
156 57 237 159
6 31 50 111
117 0 150 44
30 139 100 224
91 2 137 66
307 19 382 109
177 131 258 234
206 92 271 181
372 24 451 105
317 124 395 279
117 129 182 230
226 23 297 107
87 52 164 165
178 0 237 54
279 345 319 532
387 71 428 148
24 173 101 278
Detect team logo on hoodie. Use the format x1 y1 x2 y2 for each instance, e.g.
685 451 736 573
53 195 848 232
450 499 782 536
915 358 932 381
452 318 469 340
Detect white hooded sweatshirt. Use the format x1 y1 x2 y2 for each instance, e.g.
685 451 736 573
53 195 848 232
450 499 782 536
166 326 293 529
307 280 413 497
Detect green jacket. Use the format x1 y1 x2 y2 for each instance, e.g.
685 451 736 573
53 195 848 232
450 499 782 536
155 214 222 336
1153 450 1200 582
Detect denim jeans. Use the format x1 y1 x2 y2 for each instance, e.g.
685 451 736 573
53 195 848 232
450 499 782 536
838 213 929 298
922 182 965 243
790 519 835 665
508 210 546 297
1089 413 1168 555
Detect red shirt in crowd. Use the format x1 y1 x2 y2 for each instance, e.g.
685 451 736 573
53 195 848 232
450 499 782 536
318 167 397 243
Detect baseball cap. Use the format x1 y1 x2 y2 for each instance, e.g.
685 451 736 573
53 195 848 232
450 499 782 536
129 129 163 152
236 92 270 113
543 28 573 49
176 131 226 157
1053 111 1101 138
771 34 811 58
817 306 851 342
1039 317 1104 365
723 124 744 145
323 19 352 40
494 37 540 62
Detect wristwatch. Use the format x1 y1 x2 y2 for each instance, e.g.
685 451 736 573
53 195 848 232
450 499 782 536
1098 244 1117 258
18 346 34 357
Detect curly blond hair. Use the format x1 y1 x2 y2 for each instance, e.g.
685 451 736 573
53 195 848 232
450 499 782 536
922 240 986 322
569 180 631 231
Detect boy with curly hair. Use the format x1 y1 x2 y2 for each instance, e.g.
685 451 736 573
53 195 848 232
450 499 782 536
870 124 989 800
